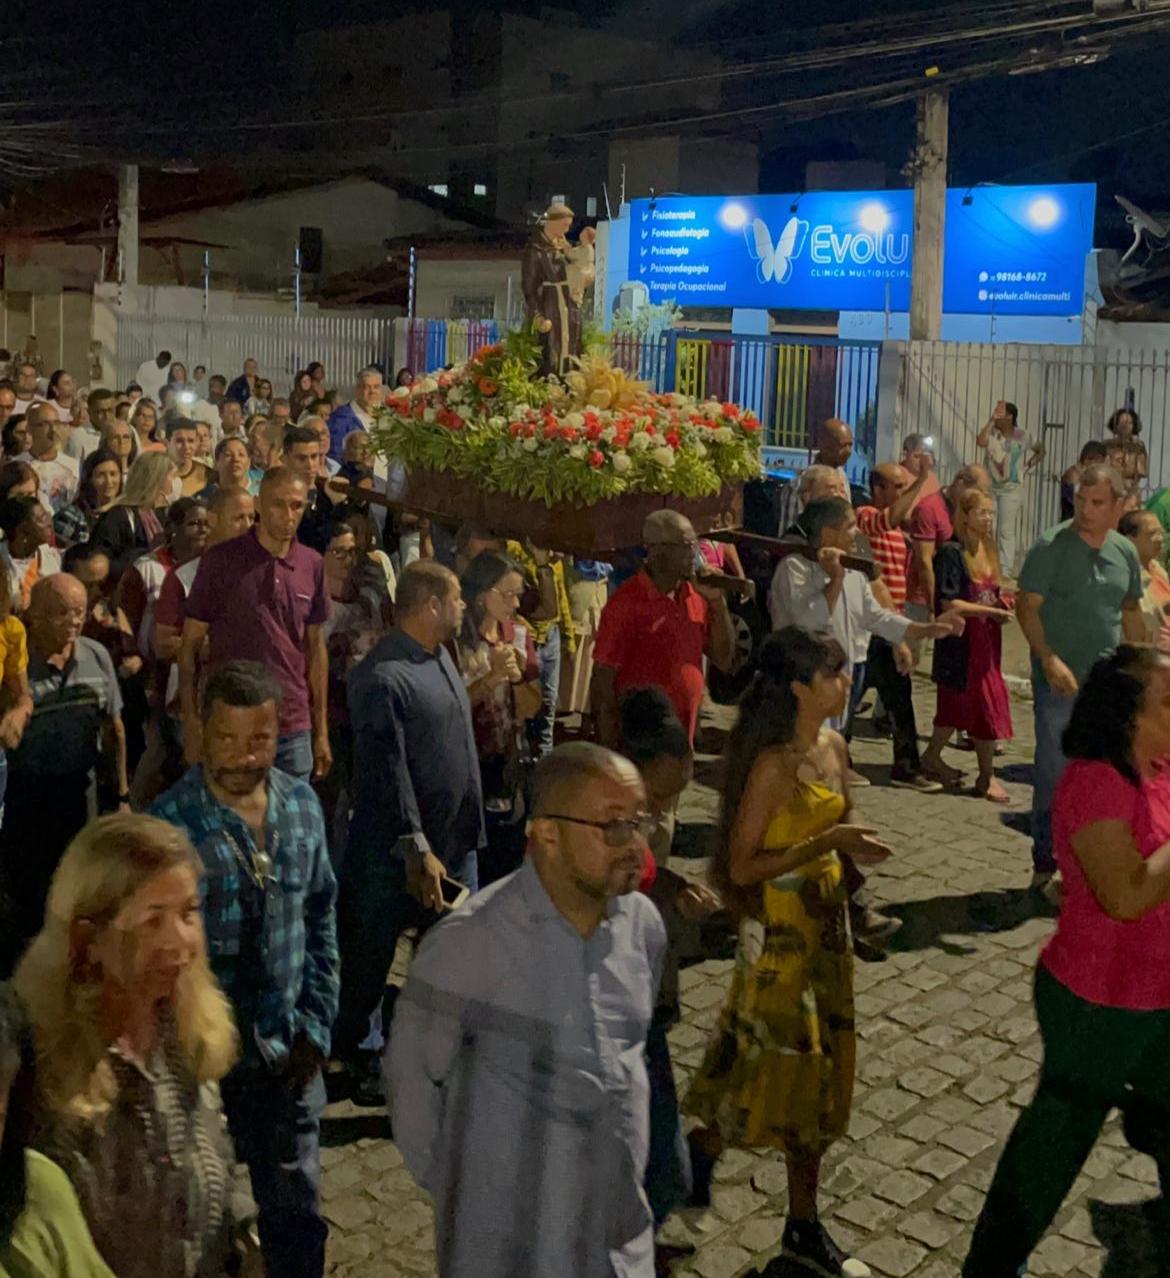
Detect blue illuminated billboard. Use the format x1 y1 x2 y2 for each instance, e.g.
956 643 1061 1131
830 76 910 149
627 184 1095 316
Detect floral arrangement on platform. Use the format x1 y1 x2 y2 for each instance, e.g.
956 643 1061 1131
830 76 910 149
370 332 762 509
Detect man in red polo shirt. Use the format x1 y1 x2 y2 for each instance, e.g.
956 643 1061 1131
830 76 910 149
591 510 736 748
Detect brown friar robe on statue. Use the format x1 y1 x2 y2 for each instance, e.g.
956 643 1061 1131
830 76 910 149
521 229 580 378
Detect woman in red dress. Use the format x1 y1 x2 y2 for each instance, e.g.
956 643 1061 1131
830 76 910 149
920 487 1014 802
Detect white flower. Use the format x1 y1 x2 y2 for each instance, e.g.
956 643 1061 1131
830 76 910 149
390 386 410 400
522 436 540 452
714 426 735 444
418 377 439 394
600 425 618 444
564 411 585 429
701 398 722 415
487 416 505 430
513 402 531 416
455 405 472 420
629 432 653 452
652 446 676 469
612 450 632 473
569 444 588 460
423 408 437 424
693 442 708 458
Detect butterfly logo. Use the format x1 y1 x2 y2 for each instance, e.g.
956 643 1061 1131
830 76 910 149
744 216 808 285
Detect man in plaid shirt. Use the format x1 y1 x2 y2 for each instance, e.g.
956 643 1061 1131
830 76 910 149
152 659 338 1278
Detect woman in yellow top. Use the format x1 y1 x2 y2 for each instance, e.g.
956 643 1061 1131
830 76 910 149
0 562 32 826
0 983 114 1278
684 626 893 1278
505 539 576 758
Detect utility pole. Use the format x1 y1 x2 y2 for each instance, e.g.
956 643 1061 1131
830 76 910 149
909 86 948 342
117 164 139 288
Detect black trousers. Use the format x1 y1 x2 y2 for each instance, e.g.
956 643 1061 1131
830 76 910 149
864 636 921 774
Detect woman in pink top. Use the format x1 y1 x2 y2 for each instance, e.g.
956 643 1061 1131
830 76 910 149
965 645 1170 1275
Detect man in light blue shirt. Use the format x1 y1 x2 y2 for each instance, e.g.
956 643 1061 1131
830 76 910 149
386 742 666 1278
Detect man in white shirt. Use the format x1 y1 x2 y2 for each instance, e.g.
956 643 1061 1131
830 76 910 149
12 362 44 415
135 350 172 403
771 497 962 714
18 403 79 516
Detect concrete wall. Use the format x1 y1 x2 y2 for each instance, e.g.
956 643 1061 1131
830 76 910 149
144 179 463 292
0 289 94 382
414 258 523 322
5 180 472 301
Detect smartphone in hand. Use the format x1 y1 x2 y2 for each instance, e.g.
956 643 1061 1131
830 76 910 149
440 877 471 911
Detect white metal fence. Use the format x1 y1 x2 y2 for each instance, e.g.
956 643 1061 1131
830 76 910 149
115 311 397 393
894 341 1170 543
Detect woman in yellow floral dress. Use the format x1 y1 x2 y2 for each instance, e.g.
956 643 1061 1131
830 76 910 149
684 626 893 1278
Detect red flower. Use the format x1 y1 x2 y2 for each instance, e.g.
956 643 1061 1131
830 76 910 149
477 377 499 396
508 422 522 437
721 402 741 417
665 430 681 449
583 411 602 431
741 417 761 432
543 421 559 440
645 423 657 436
588 449 605 468
561 426 580 443
585 421 603 441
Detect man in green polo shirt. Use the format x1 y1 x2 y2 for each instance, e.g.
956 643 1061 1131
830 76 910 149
1017 464 1144 888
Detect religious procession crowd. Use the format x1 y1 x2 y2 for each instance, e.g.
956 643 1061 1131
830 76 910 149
0 340 1166 1278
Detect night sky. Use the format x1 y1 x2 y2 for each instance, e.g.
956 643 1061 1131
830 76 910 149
3 0 1168 245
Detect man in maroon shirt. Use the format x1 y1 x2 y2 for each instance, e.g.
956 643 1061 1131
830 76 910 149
592 510 736 748
178 468 332 782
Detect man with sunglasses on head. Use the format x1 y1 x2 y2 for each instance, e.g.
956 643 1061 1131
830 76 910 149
387 741 666 1278
592 509 737 750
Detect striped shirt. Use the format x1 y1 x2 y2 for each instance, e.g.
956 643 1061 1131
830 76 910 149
856 505 910 613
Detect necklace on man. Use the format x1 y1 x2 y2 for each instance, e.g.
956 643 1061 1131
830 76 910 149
223 827 276 889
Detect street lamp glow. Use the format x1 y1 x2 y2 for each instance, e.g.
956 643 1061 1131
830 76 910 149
858 202 890 234
719 202 748 230
1027 195 1060 229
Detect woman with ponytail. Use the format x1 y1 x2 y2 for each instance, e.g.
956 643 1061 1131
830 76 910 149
683 626 893 1278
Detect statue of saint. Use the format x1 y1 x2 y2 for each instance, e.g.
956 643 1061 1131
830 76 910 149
521 202 585 378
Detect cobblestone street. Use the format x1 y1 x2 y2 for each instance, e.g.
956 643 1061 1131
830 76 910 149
319 682 1163 1278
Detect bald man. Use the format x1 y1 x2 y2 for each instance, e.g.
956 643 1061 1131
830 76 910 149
388 742 665 1278
0 574 127 974
592 510 736 747
776 418 857 534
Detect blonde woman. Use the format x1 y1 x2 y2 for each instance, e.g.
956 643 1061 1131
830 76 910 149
14 813 240 1278
920 487 1014 801
89 452 179 582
